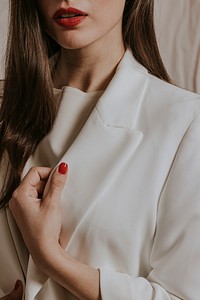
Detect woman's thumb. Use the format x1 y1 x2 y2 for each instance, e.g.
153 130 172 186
45 162 68 200
2 280 23 300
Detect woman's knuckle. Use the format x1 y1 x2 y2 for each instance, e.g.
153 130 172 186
12 188 19 200
30 166 38 174
51 177 63 189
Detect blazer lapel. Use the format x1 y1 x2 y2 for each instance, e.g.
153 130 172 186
24 50 149 300
57 49 149 248
96 49 148 130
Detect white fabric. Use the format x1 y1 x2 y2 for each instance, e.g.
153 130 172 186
1 50 200 299
22 85 103 168
0 0 200 92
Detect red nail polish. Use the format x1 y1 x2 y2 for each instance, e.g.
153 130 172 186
58 163 68 175
14 280 22 290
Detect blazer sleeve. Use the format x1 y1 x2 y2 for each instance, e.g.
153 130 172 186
99 112 200 300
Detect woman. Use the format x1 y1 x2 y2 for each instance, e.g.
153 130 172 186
0 0 200 299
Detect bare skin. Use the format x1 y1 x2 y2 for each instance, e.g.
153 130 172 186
38 0 126 92
9 166 100 300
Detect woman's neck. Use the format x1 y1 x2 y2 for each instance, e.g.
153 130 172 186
53 40 125 92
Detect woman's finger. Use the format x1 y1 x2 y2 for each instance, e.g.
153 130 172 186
44 162 68 203
21 167 52 188
35 179 48 197
9 167 52 209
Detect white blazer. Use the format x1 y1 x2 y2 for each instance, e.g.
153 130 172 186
1 50 200 300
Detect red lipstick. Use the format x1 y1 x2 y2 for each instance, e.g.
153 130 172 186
53 7 87 28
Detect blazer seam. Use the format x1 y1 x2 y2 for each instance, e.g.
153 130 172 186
94 107 134 131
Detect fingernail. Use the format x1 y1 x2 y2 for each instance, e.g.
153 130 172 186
58 162 68 175
14 280 22 290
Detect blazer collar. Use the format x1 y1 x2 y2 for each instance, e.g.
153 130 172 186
96 49 149 130
0 50 149 131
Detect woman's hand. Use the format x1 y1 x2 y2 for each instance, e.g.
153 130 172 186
9 163 100 300
9 163 68 267
0 280 23 300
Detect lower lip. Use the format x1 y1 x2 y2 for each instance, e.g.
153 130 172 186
54 16 86 28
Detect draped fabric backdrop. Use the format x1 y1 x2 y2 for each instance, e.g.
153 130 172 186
155 0 200 94
0 0 8 79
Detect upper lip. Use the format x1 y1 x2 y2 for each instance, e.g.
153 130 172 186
53 7 87 19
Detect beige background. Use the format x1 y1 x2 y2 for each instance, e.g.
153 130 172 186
0 0 8 79
0 0 200 93
155 0 200 94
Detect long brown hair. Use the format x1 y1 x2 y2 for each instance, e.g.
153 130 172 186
123 0 170 82
0 0 170 207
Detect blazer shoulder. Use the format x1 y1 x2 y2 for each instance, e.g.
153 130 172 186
146 73 200 114
126 50 200 113
134 72 200 138
149 73 200 101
